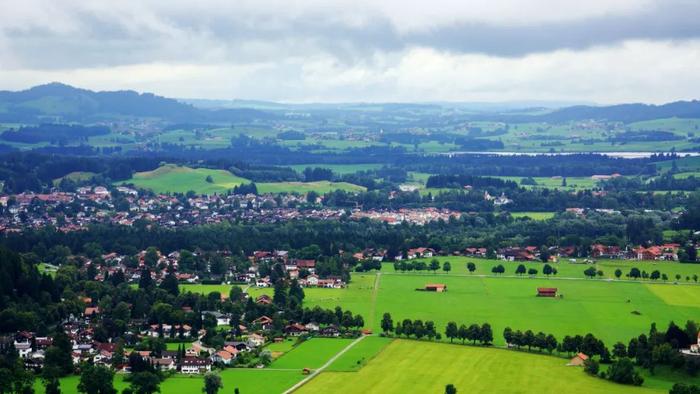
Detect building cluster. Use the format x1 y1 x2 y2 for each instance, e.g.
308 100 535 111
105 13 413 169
4 288 359 374
0 187 464 233
350 208 461 225
62 247 349 290
488 243 682 262
250 250 346 288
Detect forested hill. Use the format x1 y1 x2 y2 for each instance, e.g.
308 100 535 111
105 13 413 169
534 100 700 123
474 100 700 123
0 83 275 123
1 82 698 124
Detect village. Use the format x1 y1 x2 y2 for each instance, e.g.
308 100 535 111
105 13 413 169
0 186 465 233
2 245 366 378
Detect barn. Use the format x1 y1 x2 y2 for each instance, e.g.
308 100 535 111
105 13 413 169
567 353 589 366
425 284 448 292
537 287 558 297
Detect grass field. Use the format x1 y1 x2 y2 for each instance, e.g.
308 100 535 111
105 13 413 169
253 272 700 346
658 156 700 172
37 262 58 277
404 256 700 280
269 338 355 369
288 163 383 175
248 274 377 328
257 181 366 194
496 176 600 190
265 337 298 358
298 340 672 394
326 336 393 372
119 164 366 195
118 164 248 194
510 211 557 220
38 369 304 394
180 283 236 295
52 171 97 186
244 260 700 346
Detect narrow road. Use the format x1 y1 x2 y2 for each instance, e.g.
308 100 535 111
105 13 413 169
367 272 381 328
282 335 367 393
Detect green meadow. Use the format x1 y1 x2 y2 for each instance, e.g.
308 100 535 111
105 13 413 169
298 340 676 394
256 181 365 194
496 175 600 190
325 336 393 372
288 163 383 175
510 211 557 220
371 274 700 346
658 156 700 172
269 338 354 369
404 256 700 280
180 283 237 296
246 261 700 346
117 164 365 195
38 262 700 394
39 369 304 394
52 171 97 186
117 164 248 194
247 273 377 328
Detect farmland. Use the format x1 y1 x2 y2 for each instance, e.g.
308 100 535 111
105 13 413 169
52 171 97 186
288 163 383 175
496 175 600 190
39 369 304 394
325 336 393 372
510 211 557 220
298 340 677 394
269 338 355 369
246 260 700 348
116 164 248 194
256 181 365 194
117 164 365 195
180 283 237 295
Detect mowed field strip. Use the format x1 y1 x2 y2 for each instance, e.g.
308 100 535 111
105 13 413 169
297 340 668 394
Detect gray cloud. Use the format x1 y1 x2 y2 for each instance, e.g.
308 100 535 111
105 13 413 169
2 0 699 71
409 2 700 56
0 0 699 103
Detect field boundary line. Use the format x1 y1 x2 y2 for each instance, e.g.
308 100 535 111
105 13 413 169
283 335 367 393
381 271 700 286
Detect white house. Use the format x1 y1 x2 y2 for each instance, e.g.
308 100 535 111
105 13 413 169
181 357 212 374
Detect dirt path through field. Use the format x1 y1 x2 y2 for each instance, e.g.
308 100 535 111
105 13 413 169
367 272 381 329
282 335 367 393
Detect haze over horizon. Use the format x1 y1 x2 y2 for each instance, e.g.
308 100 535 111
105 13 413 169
1 0 700 104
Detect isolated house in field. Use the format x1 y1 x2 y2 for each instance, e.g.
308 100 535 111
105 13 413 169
424 283 447 292
537 287 558 297
567 352 589 366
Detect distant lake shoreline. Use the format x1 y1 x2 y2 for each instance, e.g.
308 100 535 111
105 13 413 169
439 151 700 159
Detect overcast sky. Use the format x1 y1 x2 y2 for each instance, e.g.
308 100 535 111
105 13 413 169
1 0 699 103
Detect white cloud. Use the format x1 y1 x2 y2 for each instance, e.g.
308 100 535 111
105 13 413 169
1 39 698 104
0 0 698 103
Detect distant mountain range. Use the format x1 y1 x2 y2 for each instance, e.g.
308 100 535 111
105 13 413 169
0 83 274 123
529 101 700 123
0 83 698 124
